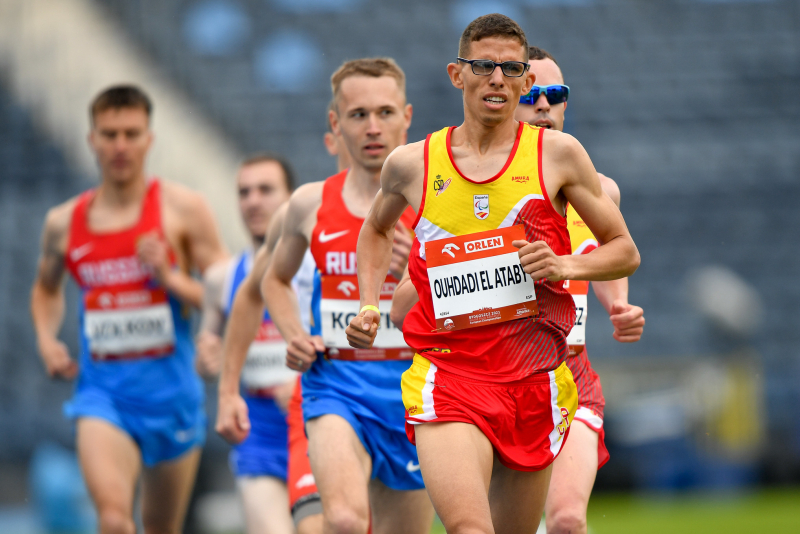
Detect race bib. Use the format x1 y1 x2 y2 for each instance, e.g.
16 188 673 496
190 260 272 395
425 225 537 331
319 275 413 360
83 288 175 361
241 320 297 391
564 280 588 356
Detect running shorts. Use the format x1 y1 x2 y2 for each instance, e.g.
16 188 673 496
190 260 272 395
64 386 205 467
230 395 288 480
566 348 609 468
302 359 424 491
287 378 322 523
402 355 578 472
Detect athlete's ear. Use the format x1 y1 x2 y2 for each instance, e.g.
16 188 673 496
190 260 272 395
522 70 535 96
403 103 413 130
329 107 341 137
447 62 464 90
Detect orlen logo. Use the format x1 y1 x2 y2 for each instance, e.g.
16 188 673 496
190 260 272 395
441 243 460 258
465 236 503 254
337 281 356 297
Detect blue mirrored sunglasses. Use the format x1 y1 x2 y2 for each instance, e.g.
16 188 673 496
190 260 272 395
519 85 570 105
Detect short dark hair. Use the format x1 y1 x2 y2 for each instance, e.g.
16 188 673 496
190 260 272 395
528 46 558 65
90 85 152 124
241 153 296 192
458 14 529 61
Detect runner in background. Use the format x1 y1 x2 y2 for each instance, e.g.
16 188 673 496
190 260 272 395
214 115 350 534
347 15 639 533
197 154 306 534
517 45 645 534
262 58 434 534
30 85 227 534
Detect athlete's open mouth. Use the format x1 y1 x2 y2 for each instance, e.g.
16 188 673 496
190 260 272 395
363 143 385 154
534 120 553 129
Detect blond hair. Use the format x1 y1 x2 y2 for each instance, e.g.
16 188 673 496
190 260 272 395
330 57 406 108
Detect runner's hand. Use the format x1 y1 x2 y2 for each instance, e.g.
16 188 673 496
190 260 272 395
390 222 413 280
216 392 250 444
38 337 78 380
195 331 222 378
286 335 323 372
136 232 170 282
609 299 645 343
346 308 380 349
513 240 566 282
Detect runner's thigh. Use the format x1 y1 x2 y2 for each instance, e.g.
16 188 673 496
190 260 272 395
414 421 495 534
76 417 141 524
305 414 371 523
489 457 552 534
368 478 434 534
544 420 598 531
238 476 293 534
140 447 201 534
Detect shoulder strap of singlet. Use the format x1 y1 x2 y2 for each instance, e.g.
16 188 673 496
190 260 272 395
320 170 348 213
66 189 96 253
139 179 162 231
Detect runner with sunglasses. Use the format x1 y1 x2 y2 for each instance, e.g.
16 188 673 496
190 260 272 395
516 46 644 534
346 14 639 533
262 58 434 534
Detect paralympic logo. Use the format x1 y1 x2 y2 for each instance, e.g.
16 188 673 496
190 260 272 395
474 194 489 219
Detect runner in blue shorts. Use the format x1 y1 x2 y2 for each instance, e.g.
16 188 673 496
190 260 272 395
197 154 315 534
261 58 434 533
31 85 227 534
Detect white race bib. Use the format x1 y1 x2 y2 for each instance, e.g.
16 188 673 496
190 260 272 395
241 320 297 390
319 275 413 360
83 288 175 361
566 292 587 356
424 225 537 331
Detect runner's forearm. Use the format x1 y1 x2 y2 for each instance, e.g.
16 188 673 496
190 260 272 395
219 283 265 396
390 269 418 330
31 282 65 344
356 213 395 308
561 236 639 282
591 278 628 316
262 270 306 344
162 269 204 308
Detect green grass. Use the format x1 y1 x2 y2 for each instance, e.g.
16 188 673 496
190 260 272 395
429 488 800 533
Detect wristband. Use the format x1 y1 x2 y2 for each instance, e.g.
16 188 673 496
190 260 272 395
360 305 380 315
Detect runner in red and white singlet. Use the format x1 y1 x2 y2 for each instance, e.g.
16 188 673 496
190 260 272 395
31 85 227 534
348 15 639 533
262 59 434 534
516 46 645 534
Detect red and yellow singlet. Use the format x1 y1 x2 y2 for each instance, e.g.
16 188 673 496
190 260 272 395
403 123 576 382
564 202 599 356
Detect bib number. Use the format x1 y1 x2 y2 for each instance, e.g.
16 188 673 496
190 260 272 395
319 275 413 360
567 294 587 356
424 225 537 331
83 288 175 361
241 320 297 390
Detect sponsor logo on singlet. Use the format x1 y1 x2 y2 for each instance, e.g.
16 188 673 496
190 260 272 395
318 229 349 243
511 175 530 183
434 175 452 196
78 256 153 286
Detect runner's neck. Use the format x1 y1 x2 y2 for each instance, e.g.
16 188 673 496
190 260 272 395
454 116 520 157
95 174 149 209
340 165 382 219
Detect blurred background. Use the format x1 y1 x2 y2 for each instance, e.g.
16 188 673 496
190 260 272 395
1 0 798 532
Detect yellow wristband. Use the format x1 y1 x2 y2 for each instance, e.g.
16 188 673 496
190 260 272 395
360 305 380 315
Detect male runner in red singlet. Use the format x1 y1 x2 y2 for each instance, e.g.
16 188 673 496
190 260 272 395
262 58 434 534
515 46 645 534
214 124 351 534
347 15 639 533
30 85 227 534
197 154 301 534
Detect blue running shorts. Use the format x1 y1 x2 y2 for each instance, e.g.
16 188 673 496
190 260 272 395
230 395 288 480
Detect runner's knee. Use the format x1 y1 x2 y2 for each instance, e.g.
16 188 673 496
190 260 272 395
546 506 587 534
98 508 135 534
324 503 369 534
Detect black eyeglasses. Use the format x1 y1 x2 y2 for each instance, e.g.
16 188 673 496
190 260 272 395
456 57 530 78
519 85 570 105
